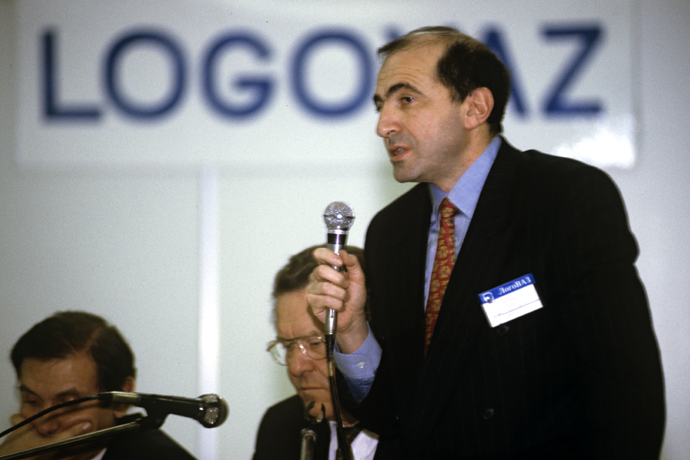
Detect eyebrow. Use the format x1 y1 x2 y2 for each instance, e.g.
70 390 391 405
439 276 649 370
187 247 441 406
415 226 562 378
19 384 83 400
18 384 37 396
373 82 422 105
276 333 322 341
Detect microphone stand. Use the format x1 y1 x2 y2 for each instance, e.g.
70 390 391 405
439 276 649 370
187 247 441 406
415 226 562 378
326 345 352 460
299 428 317 460
0 415 164 460
299 401 324 460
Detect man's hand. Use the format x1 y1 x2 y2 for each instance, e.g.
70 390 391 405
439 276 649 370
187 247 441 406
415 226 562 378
306 248 369 353
0 414 92 459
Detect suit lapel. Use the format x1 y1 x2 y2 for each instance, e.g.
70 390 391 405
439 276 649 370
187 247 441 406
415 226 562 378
380 184 431 380
402 140 523 447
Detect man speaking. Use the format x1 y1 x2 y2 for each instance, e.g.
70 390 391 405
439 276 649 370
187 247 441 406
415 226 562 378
306 26 665 460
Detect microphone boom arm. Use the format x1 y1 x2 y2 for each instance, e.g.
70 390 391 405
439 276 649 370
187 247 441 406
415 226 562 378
0 416 162 460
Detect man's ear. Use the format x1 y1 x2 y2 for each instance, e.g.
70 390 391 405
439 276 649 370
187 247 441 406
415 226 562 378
113 376 136 418
463 87 494 131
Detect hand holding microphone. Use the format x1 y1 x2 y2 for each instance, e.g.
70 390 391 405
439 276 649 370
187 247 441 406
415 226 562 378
306 202 368 355
323 202 356 341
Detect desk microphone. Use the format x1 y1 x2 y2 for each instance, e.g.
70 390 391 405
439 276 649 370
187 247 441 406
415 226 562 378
99 392 228 428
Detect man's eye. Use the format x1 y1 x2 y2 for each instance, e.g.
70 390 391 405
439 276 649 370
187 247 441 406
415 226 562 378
306 339 323 349
401 96 414 104
21 398 40 409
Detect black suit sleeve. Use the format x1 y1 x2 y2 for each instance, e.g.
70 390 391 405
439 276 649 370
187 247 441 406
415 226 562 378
548 165 665 458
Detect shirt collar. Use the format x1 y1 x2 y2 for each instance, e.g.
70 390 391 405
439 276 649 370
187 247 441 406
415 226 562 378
429 136 502 218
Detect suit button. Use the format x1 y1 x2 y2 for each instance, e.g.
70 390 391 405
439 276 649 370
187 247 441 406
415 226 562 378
483 408 495 420
496 325 510 335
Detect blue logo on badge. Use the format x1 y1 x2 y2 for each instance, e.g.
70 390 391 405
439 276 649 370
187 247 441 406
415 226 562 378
480 274 534 302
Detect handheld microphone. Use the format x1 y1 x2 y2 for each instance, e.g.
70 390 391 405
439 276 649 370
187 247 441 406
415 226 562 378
99 392 228 428
322 201 356 460
323 201 356 338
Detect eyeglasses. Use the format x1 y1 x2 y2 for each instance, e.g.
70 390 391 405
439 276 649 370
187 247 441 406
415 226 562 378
267 335 327 366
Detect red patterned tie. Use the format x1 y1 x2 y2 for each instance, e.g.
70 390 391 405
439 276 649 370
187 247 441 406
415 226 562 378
424 197 457 355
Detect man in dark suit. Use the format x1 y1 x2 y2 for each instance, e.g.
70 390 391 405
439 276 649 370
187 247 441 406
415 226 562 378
254 245 380 460
306 26 665 459
0 311 195 460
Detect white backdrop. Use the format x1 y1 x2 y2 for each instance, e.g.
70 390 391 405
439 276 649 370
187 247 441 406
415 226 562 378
1 1 688 459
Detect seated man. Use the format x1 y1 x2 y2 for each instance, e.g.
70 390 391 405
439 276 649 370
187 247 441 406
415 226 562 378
253 245 379 460
0 311 196 460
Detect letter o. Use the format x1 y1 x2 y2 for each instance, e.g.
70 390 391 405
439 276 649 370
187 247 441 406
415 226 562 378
292 30 373 117
202 33 273 117
105 30 185 118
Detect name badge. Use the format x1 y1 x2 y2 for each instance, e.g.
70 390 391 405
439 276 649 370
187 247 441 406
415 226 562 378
478 274 543 327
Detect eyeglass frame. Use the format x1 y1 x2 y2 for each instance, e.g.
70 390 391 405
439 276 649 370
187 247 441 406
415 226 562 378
266 334 328 366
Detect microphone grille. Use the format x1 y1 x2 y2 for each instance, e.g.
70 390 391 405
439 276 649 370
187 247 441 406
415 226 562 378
323 202 355 231
200 394 229 428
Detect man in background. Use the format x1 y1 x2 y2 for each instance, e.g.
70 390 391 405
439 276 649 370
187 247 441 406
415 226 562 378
0 311 196 460
253 245 380 460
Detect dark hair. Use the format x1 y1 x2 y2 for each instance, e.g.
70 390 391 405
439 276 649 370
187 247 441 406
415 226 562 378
378 26 511 136
271 244 365 326
11 311 136 392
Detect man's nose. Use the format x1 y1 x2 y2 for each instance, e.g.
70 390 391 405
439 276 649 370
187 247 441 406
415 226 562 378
376 104 400 138
288 351 315 376
34 414 62 436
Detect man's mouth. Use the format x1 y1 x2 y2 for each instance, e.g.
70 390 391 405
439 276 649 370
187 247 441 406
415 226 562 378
389 146 406 159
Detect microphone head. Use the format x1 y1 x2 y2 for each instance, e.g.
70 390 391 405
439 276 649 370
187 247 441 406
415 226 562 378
199 394 229 428
323 202 355 233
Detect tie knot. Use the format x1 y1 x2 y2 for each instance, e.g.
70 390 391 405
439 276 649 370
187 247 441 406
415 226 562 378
439 198 457 219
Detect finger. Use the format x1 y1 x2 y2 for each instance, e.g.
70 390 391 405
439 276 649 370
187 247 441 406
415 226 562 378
313 247 344 268
339 250 361 272
61 420 93 438
311 265 350 289
307 275 350 303
306 290 348 314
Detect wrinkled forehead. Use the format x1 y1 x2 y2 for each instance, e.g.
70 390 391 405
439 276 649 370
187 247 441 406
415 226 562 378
275 290 324 339
375 42 446 97
379 40 446 76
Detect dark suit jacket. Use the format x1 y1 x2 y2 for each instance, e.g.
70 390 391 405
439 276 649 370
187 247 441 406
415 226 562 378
102 414 196 460
253 395 332 460
356 139 665 460
254 395 390 460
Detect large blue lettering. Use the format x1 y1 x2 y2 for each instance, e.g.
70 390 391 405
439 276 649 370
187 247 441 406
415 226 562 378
292 30 373 117
105 30 186 118
481 27 528 117
42 30 101 120
541 24 604 116
203 33 273 118
38 23 611 123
